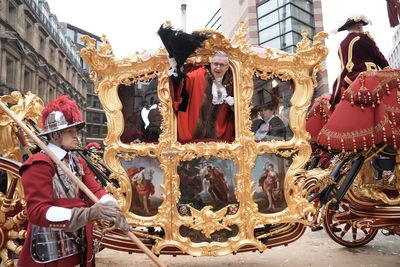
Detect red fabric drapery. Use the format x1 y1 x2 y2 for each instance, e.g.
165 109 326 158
306 70 400 152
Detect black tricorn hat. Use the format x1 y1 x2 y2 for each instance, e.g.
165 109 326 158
157 23 210 78
338 16 369 32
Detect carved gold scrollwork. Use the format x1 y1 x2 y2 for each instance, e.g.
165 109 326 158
353 155 400 205
81 23 328 255
184 205 232 238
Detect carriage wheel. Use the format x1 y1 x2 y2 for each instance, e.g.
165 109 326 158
323 201 378 247
0 157 27 266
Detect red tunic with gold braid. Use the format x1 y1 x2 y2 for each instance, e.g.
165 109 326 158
18 153 107 267
330 32 389 109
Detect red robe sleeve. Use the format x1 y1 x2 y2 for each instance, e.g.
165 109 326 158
20 154 108 228
177 67 207 142
21 155 59 227
360 34 389 69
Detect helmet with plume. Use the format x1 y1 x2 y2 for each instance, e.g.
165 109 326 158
39 95 84 136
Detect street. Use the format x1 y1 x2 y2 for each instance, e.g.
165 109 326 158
96 228 400 267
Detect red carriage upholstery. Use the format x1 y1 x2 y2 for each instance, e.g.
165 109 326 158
306 95 332 143
307 69 400 152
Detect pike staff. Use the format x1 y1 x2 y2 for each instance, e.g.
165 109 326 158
0 100 167 267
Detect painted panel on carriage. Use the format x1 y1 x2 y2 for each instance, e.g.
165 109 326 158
118 78 162 144
252 153 289 213
251 76 294 142
177 156 238 212
177 156 239 242
121 156 164 216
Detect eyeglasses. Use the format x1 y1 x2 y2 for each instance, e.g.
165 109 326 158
211 62 228 68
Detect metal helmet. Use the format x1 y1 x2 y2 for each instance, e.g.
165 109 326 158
39 95 85 136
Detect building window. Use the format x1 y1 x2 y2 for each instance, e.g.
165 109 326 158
91 125 100 137
39 35 46 55
102 126 108 137
67 28 76 42
291 0 313 13
259 23 280 43
66 65 70 81
257 0 314 51
290 5 313 25
6 58 15 88
25 18 34 42
24 70 32 92
258 11 279 30
7 2 17 27
257 0 279 18
77 32 85 46
58 52 64 71
93 97 101 109
49 87 55 101
38 78 45 100
263 37 281 49
92 112 101 124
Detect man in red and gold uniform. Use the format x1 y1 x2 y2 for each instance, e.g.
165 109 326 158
19 96 128 267
330 16 389 109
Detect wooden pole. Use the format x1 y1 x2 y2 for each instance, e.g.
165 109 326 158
0 100 167 267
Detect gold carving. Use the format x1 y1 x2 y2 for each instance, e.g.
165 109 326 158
184 205 232 238
81 23 328 255
353 152 400 205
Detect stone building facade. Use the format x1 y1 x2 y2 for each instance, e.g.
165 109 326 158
0 0 87 137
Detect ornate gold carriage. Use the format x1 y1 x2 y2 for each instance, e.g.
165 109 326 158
1 22 399 266
78 23 328 256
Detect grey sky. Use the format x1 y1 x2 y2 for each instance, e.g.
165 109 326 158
46 0 397 90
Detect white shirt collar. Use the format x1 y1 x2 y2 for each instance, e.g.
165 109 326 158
47 143 67 160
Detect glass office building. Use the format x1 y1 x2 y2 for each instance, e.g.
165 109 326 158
257 0 315 53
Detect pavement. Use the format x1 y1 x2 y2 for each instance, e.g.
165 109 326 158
95 228 400 267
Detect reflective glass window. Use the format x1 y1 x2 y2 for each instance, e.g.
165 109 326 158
259 23 280 43
258 11 279 30
257 0 278 17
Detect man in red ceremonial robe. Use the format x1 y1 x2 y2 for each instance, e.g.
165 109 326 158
170 51 235 143
330 16 389 109
157 24 234 143
18 96 128 267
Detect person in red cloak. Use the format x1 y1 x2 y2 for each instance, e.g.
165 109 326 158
18 96 128 267
170 51 235 143
127 166 155 215
330 16 389 110
205 165 228 202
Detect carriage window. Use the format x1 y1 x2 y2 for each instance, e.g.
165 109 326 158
118 78 161 144
251 76 294 141
174 64 235 143
252 153 290 213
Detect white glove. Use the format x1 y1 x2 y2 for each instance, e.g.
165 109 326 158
168 57 178 77
225 96 234 106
